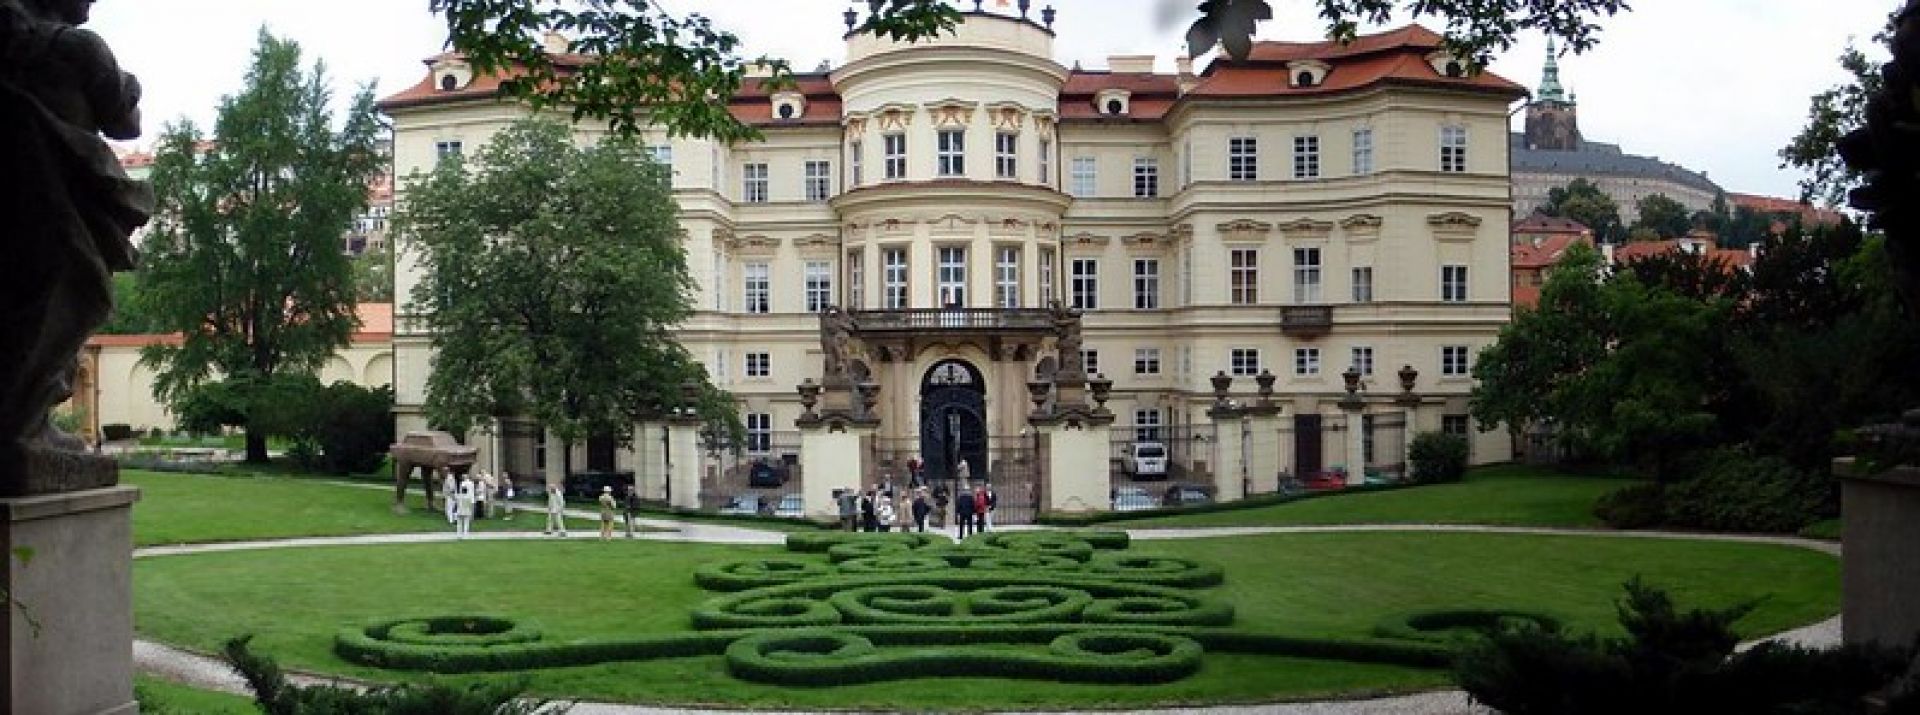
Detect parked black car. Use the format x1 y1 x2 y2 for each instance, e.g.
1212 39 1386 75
747 460 787 488
564 470 634 499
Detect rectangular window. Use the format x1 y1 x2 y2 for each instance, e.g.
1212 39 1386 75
745 352 770 378
647 144 674 186
804 260 833 313
435 139 463 162
746 413 771 454
743 162 769 203
1133 157 1159 198
1363 414 1376 464
1294 347 1321 376
1351 266 1374 303
1133 408 1163 442
1180 137 1192 187
937 129 966 177
743 262 770 314
1440 125 1468 173
1070 258 1099 311
1350 346 1374 376
1352 127 1373 175
1081 349 1101 377
804 160 832 202
1038 138 1052 186
1228 136 1258 181
995 247 1020 309
1039 249 1056 306
883 248 908 309
1442 345 1471 377
1181 245 1193 306
1070 156 1097 197
1441 264 1468 303
848 251 864 310
1442 414 1470 436
1230 347 1261 377
883 134 907 180
1229 248 1258 305
1134 347 1162 376
712 253 726 311
1292 135 1320 179
1133 258 1160 310
937 246 967 307
1293 247 1322 304
849 140 863 187
995 132 1018 179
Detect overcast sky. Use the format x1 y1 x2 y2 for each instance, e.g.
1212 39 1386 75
91 0 1893 200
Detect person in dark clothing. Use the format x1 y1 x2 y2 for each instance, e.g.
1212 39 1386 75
954 486 975 538
860 489 878 532
837 489 858 531
931 484 950 529
911 487 931 532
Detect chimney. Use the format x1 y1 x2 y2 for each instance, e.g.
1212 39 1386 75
541 30 569 55
1175 55 1197 94
1601 243 1616 264
1107 54 1155 74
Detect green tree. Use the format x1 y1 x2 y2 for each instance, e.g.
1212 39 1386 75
400 119 731 478
1780 34 1886 208
1633 193 1691 239
97 272 166 335
351 246 394 302
1542 178 1625 242
139 31 382 463
434 0 1628 142
1471 242 1612 435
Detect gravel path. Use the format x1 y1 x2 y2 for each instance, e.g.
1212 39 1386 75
132 516 1840 714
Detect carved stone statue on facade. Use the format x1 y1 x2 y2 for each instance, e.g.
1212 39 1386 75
819 306 858 385
1050 303 1085 380
0 0 152 492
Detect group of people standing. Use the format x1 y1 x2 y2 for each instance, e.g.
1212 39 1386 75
443 471 515 538
840 480 995 537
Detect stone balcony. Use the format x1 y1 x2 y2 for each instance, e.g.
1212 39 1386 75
852 308 1056 333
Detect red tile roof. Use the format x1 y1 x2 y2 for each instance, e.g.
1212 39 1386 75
1512 212 1591 235
1511 234 1586 270
1727 192 1845 228
85 303 394 349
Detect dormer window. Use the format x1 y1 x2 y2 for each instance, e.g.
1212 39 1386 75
439 75 458 91
1094 88 1132 116
429 58 474 92
1286 60 1330 88
1425 51 1476 79
771 91 806 121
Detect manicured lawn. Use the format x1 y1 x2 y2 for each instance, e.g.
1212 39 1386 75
135 675 253 714
1126 464 1637 529
126 470 596 547
132 531 1837 709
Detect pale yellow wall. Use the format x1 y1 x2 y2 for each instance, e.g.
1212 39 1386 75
92 341 393 433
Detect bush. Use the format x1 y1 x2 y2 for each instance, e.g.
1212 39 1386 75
299 382 394 474
102 423 133 442
1594 483 1667 529
722 629 1204 686
1409 431 1469 484
228 635 564 714
1373 608 1563 644
1451 579 1913 715
1661 449 1828 533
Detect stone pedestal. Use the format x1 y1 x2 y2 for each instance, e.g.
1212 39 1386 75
665 419 703 510
1 485 139 715
1344 410 1368 486
1209 410 1246 503
1242 410 1280 496
1839 460 1920 649
1037 422 1111 513
799 424 872 521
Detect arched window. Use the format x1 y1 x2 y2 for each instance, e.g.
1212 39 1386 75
1104 99 1124 116
438 74 458 91
778 103 796 120
1295 71 1315 87
1445 61 1465 78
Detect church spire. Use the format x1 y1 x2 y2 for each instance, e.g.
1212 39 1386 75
1537 38 1568 104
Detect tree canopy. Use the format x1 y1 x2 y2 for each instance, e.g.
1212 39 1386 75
1541 178 1624 242
398 119 735 472
1632 194 1691 239
139 30 382 462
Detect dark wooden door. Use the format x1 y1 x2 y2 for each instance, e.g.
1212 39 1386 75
586 434 618 472
1294 414 1323 476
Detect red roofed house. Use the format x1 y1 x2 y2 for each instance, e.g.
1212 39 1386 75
1510 212 1594 309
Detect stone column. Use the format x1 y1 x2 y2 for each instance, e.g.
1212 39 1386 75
799 423 873 522
1241 370 1282 496
664 416 703 510
1 485 139 715
1839 458 1920 649
969 229 992 309
1344 411 1368 486
1208 408 1246 502
1036 421 1111 513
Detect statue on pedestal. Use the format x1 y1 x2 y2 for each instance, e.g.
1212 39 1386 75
0 0 153 492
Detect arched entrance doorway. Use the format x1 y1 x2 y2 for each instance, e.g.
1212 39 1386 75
919 359 987 487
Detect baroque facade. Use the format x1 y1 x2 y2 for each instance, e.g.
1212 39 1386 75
380 11 1521 508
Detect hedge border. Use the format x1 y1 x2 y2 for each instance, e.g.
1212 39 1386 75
690 573 1234 630
1033 483 1418 526
1371 608 1564 644
723 629 1203 686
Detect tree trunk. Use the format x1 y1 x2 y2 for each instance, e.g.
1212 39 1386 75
561 438 574 490
244 429 269 463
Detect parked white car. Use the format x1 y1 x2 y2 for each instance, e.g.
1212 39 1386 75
1121 441 1169 479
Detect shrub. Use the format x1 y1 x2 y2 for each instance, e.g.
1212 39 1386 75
299 382 395 475
1373 608 1563 644
1593 483 1667 529
1661 449 1828 533
1409 431 1469 484
101 423 133 442
1451 580 1913 715
229 635 564 714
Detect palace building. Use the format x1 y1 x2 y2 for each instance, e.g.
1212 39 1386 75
379 8 1523 520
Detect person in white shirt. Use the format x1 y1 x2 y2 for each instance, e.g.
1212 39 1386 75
455 474 476 538
545 483 568 537
442 471 458 524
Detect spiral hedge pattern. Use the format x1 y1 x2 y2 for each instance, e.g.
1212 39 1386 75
336 529 1523 686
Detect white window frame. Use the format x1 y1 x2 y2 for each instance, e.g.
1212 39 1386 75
743 262 770 314
745 351 770 378
937 129 966 177
1133 408 1164 442
1228 136 1258 181
849 140 863 187
937 246 967 307
1070 156 1097 197
804 160 832 202
1133 258 1160 310
1039 248 1056 306
848 251 864 310
1230 347 1261 377
1038 138 1052 186
1352 127 1373 175
1442 345 1471 377
1230 248 1259 305
1292 135 1320 179
435 139 463 161
995 131 1018 179
804 260 833 313
1351 266 1374 303
1081 349 1101 377
745 413 771 454
743 162 769 203
1134 347 1162 376
883 133 907 180
995 247 1020 309
1070 258 1099 311
1133 156 1159 198
1293 247 1322 304
1441 264 1469 303
1440 125 1468 173
882 248 908 309
1350 345 1375 376
1294 347 1321 376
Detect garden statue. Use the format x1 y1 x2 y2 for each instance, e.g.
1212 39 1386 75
819 306 858 385
0 0 153 494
